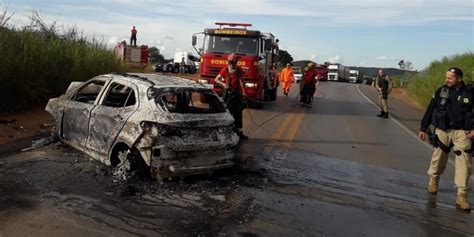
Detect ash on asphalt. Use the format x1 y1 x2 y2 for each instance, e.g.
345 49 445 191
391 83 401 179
0 142 274 236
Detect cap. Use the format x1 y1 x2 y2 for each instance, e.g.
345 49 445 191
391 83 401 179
447 67 463 78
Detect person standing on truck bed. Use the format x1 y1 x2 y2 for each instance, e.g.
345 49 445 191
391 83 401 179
280 63 295 96
215 53 248 140
375 69 392 118
130 26 137 47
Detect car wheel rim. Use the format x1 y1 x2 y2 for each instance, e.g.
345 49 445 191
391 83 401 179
114 149 139 180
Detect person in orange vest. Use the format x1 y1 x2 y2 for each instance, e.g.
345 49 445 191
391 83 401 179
280 63 295 96
300 63 318 107
130 26 137 46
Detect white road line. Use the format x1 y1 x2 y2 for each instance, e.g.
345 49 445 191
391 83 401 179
356 85 474 182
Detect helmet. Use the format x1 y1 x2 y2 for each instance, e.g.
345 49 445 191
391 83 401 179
227 53 237 64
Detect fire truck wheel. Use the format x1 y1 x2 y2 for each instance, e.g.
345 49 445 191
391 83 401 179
269 88 277 101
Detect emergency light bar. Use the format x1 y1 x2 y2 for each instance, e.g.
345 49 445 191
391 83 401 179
215 22 252 29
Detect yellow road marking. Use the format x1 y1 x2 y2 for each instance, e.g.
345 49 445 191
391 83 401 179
284 107 305 148
269 105 306 154
270 107 299 141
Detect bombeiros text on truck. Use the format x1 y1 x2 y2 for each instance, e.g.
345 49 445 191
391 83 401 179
192 22 280 106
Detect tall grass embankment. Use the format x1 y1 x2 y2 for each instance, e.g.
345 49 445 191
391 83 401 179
0 12 128 113
407 53 474 108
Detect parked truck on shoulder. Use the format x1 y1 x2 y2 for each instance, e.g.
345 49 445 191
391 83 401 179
115 41 148 68
348 69 362 83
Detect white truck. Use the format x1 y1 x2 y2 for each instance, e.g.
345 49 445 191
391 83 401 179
348 69 361 83
163 52 198 73
327 64 350 82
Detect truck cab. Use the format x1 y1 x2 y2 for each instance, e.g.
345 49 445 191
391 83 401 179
192 22 279 104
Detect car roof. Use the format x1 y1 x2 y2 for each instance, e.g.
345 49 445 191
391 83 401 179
107 73 210 89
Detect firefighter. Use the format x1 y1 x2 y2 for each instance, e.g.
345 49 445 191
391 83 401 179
299 63 318 107
215 53 248 140
375 69 393 118
280 63 295 96
130 26 137 47
418 67 472 212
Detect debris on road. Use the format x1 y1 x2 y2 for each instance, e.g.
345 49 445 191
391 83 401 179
21 136 58 152
0 119 16 124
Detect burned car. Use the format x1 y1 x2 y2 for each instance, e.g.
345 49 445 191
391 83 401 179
45 73 239 181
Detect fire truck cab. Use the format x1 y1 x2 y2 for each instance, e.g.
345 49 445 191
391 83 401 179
192 22 280 105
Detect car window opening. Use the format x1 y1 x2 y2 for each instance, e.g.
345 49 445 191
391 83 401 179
103 83 136 108
73 81 105 104
157 90 225 114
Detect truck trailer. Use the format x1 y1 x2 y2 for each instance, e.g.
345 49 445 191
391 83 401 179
327 64 349 82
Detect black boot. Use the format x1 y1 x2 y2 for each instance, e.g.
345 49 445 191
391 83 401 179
239 131 248 140
382 112 389 118
377 111 384 117
236 130 248 140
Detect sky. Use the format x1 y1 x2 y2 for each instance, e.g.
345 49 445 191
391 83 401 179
2 0 473 70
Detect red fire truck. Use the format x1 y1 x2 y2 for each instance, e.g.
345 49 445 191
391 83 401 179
315 63 328 81
115 41 149 68
192 22 280 104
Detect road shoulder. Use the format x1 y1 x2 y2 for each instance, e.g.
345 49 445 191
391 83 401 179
358 84 425 135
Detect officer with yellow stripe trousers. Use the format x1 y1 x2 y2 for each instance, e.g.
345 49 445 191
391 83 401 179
418 67 472 212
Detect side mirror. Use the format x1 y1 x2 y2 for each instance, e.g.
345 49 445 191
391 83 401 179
192 35 197 46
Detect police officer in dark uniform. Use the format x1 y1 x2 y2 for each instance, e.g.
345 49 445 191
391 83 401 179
375 69 392 118
418 67 472 212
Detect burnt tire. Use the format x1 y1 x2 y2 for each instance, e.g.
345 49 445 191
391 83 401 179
112 146 149 180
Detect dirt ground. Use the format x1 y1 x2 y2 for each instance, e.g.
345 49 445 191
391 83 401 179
0 109 54 146
390 87 424 110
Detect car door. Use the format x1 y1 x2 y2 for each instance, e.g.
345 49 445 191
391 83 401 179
62 79 108 148
86 81 139 157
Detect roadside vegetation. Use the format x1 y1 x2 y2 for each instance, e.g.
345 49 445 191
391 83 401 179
0 10 129 112
407 52 474 107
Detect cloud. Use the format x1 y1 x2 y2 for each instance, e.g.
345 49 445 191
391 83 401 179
107 36 118 47
328 55 342 63
376 56 401 61
4 0 472 68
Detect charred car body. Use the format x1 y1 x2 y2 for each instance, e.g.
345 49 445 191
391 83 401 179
46 73 239 180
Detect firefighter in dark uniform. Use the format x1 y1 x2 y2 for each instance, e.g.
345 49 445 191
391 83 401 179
299 62 318 107
418 67 472 212
375 69 392 118
215 53 248 140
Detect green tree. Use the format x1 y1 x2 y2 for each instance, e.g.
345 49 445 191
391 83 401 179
148 46 165 64
278 49 293 66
